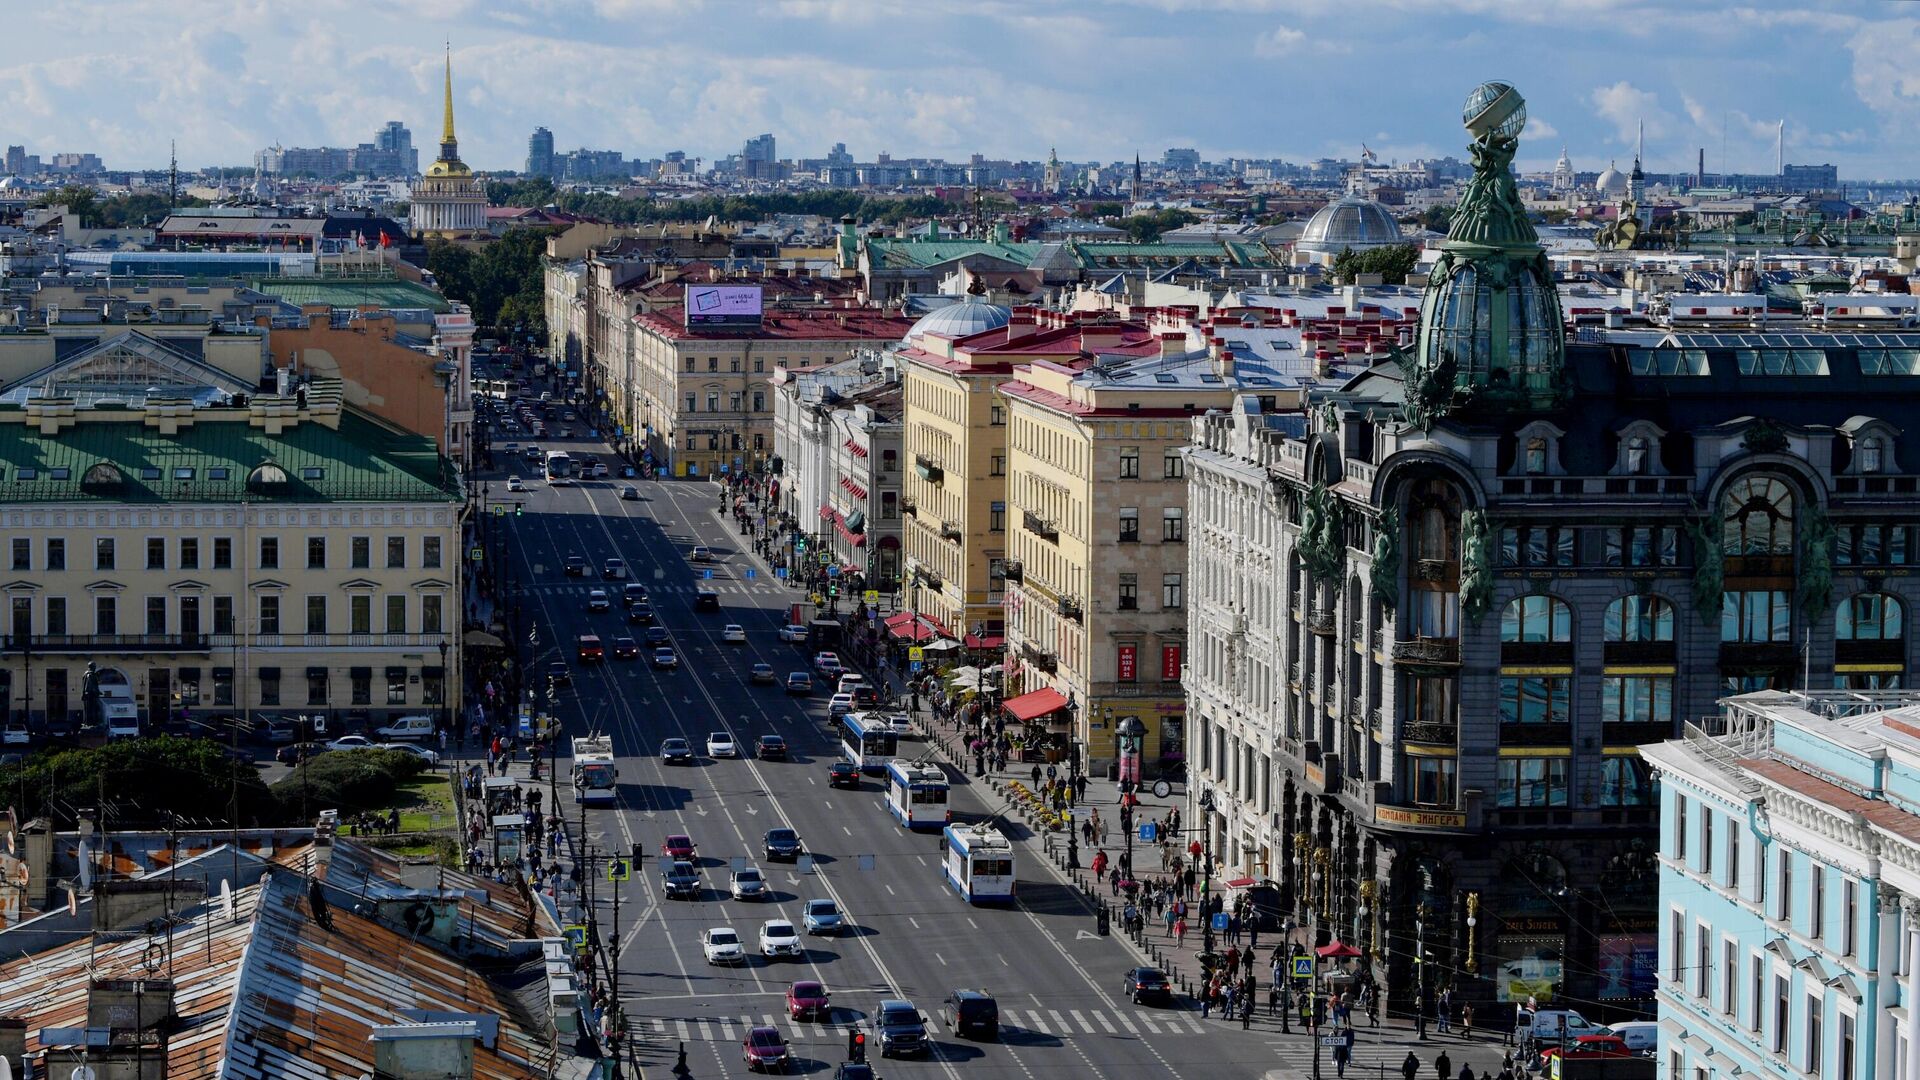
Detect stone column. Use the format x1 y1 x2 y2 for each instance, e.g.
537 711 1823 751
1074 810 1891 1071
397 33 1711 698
1906 897 1920 1080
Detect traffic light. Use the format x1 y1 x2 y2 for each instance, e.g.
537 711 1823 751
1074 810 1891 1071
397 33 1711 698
848 1030 866 1063
827 583 837 597
515 502 524 516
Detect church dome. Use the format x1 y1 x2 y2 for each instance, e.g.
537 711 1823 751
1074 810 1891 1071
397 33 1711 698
1296 196 1404 255
1596 162 1628 196
907 298 1012 343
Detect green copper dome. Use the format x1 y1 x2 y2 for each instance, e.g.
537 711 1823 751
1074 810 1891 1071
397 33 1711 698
1407 81 1565 426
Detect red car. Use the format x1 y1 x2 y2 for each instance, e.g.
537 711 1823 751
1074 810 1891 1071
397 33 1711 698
786 979 830 1020
661 834 696 860
742 1025 791 1072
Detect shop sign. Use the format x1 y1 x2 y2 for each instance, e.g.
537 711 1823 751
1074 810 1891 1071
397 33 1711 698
1373 806 1467 829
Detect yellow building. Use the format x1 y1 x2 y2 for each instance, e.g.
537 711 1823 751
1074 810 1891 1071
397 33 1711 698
411 51 486 237
999 317 1307 774
627 304 912 478
898 303 1153 645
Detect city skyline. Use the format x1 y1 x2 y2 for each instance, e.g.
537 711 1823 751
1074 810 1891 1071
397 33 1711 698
0 2 1910 179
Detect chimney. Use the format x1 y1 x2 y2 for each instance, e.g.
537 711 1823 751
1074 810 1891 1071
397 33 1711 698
1215 348 1236 380
313 821 336 878
0 1016 23 1075
1004 308 1038 342
95 879 194 933
1158 331 1184 360
20 818 51 909
88 977 177 1033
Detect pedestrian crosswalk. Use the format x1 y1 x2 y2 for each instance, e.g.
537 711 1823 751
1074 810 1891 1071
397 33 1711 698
629 1004 1215 1044
534 581 767 598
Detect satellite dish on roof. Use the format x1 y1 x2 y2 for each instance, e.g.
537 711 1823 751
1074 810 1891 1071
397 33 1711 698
71 1066 95 1080
219 878 235 921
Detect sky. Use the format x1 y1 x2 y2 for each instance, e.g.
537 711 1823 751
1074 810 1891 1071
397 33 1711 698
3 0 1915 180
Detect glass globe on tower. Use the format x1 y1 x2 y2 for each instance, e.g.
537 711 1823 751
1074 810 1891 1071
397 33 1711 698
1405 80 1565 427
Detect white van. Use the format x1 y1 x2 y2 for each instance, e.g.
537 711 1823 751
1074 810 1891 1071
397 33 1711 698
1608 1020 1659 1055
1521 1008 1603 1042
102 697 141 739
374 715 436 741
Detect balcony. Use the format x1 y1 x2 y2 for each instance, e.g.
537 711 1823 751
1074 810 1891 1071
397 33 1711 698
3 633 214 654
1020 641 1057 674
1306 607 1336 636
900 495 918 516
1058 595 1083 623
913 455 944 484
940 521 964 544
1023 510 1059 542
1002 560 1023 583
1402 719 1458 745
1391 636 1461 667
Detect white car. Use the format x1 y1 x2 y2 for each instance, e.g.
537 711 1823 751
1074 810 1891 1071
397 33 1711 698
325 735 376 752
376 742 441 765
813 652 843 676
702 927 746 965
691 545 712 562
828 693 855 717
722 624 747 643
777 624 809 643
883 713 914 735
730 867 769 901
506 476 524 492
587 589 610 611
707 732 738 758
837 674 866 695
759 919 802 959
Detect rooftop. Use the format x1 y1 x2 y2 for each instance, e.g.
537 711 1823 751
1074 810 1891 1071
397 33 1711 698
247 275 451 315
633 306 913 343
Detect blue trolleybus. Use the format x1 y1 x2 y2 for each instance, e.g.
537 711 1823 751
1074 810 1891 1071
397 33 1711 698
840 712 898 774
942 823 1015 904
884 761 950 831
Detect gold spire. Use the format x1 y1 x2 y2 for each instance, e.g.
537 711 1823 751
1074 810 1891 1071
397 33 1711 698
440 45 456 147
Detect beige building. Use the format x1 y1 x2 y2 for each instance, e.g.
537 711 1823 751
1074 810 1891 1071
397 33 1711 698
0 359 464 735
999 316 1312 774
628 304 910 478
898 303 1154 644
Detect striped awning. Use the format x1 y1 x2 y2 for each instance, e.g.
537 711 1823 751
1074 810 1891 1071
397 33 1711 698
843 438 868 458
840 476 869 500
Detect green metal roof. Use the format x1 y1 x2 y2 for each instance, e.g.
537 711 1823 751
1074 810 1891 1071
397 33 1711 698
246 277 452 314
0 410 461 504
866 240 1043 270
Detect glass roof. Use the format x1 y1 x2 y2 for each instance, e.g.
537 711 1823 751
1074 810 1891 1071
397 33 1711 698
1670 332 1920 349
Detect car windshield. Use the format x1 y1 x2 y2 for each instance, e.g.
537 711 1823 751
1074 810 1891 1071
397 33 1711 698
1138 969 1166 981
881 1007 916 1024
765 922 794 936
736 870 761 882
750 1029 780 1047
711 931 738 945
663 739 687 750
710 733 730 742
808 901 837 915
793 981 822 996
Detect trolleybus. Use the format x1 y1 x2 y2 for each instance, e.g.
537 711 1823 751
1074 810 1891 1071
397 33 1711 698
883 761 950 830
942 822 1015 904
840 712 898 774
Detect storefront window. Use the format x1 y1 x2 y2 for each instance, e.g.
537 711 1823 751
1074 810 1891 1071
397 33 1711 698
1496 757 1569 807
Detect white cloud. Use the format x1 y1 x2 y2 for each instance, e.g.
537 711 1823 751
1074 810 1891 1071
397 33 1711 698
1525 116 1558 140
1252 24 1306 56
1589 81 1671 144
1848 18 1920 130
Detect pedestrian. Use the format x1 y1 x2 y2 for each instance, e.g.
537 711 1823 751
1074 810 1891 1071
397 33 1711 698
1437 987 1451 1035
1174 915 1187 947
1200 982 1213 1019
1249 923 1260 951
1461 1001 1474 1040
1401 1052 1421 1080
1434 1051 1451 1080
1240 990 1253 1029
1368 984 1381 1028
1457 1066 1474 1080
1268 981 1281 1017
1333 1026 1356 1077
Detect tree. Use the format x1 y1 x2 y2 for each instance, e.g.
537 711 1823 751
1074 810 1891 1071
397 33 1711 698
1414 205 1454 234
426 226 556 340
0 737 277 828
1113 208 1199 242
1328 243 1421 285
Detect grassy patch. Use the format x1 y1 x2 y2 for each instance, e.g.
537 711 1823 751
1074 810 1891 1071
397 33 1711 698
395 772 458 834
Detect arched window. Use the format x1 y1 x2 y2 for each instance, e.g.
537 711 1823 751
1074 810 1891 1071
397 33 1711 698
1524 437 1548 475
1414 504 1454 562
1501 595 1573 643
1720 476 1796 556
1858 436 1885 474
1605 595 1675 642
1625 436 1650 475
1837 592 1904 640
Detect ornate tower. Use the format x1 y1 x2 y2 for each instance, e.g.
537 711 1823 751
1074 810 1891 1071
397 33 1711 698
411 47 487 236
1405 82 1565 427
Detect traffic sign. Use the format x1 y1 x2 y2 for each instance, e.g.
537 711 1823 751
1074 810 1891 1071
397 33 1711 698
563 924 588 952
1292 957 1314 980
908 647 925 662
493 504 506 516
607 858 631 882
745 568 756 579
701 569 713 579
1138 822 1157 841
818 551 832 565
1210 912 1230 932
775 567 788 579
826 565 841 577
470 547 484 563
863 590 879 603
910 661 923 674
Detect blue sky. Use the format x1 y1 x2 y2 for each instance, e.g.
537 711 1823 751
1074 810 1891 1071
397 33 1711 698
4 1 1913 179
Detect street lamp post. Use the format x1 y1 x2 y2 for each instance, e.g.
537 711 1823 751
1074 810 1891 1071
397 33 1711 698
1310 863 1323 1080
1416 900 1433 1040
437 639 451 741
1117 717 1146 876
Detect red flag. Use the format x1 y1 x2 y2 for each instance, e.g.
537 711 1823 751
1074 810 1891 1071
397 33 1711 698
378 231 391 248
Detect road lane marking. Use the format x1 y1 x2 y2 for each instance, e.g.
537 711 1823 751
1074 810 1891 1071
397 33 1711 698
1047 1010 1071 1033
934 951 947 965
1071 1010 1095 1032
907 916 919 929
1093 1011 1117 1033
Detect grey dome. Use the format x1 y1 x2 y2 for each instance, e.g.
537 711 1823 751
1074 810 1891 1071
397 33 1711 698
1596 162 1627 196
1296 196 1404 255
908 298 1012 342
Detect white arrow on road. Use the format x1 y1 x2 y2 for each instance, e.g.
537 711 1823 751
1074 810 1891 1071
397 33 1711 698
693 804 708 817
1076 930 1100 940
744 803 759 815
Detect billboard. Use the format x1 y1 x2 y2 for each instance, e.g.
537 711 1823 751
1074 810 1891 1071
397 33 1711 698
685 285 764 328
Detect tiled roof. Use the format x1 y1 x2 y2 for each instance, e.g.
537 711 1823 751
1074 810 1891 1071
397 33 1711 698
0 408 462 504
634 307 912 343
866 239 1042 270
1741 756 1920 845
247 277 451 314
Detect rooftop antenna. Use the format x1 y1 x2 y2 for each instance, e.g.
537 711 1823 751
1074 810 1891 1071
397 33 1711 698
168 140 178 213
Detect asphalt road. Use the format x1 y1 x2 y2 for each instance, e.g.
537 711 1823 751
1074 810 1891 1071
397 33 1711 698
483 403 1309 1080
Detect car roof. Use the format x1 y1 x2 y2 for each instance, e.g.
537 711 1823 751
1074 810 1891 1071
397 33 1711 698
878 999 915 1011
950 989 991 1000
705 926 737 935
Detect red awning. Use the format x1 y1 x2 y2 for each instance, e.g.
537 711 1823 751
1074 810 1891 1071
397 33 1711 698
843 437 868 458
840 476 869 500
818 505 836 521
884 612 914 630
886 614 944 643
1316 940 1363 959
835 518 867 546
1003 687 1069 722
964 633 1004 649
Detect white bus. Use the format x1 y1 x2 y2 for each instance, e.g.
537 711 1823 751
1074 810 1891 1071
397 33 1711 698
884 761 950 831
544 450 574 486
942 823 1015 904
840 712 898 774
571 734 618 805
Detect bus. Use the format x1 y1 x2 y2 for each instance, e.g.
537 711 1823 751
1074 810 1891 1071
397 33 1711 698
544 450 574 486
884 761 950 831
840 713 898 774
942 823 1015 904
571 734 618 805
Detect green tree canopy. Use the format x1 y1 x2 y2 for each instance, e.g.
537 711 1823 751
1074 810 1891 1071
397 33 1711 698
0 737 277 828
426 226 555 339
1328 243 1422 285
1112 208 1199 242
482 182 982 229
28 187 206 228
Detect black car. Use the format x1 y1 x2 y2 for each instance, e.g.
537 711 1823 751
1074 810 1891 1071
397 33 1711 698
756 734 787 760
563 555 587 577
663 859 699 899
750 662 777 684
832 1065 875 1080
622 583 649 607
764 828 803 861
545 660 571 686
627 604 655 626
660 737 693 765
276 740 327 765
1121 967 1172 1005
827 760 860 788
694 589 721 612
612 636 640 659
943 989 999 1040
644 626 671 646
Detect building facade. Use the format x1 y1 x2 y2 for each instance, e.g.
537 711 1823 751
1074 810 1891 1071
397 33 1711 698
626 305 910 479
771 355 905 590
527 127 556 178
0 380 465 736
1642 690 1920 1080
1183 80 1920 1022
410 54 486 237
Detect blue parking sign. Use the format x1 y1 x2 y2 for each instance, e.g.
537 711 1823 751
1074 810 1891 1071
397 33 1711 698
1138 822 1157 842
702 569 713 579
826 565 841 577
910 661 923 674
1211 912 1231 932
745 568 756 579
775 567 788 579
